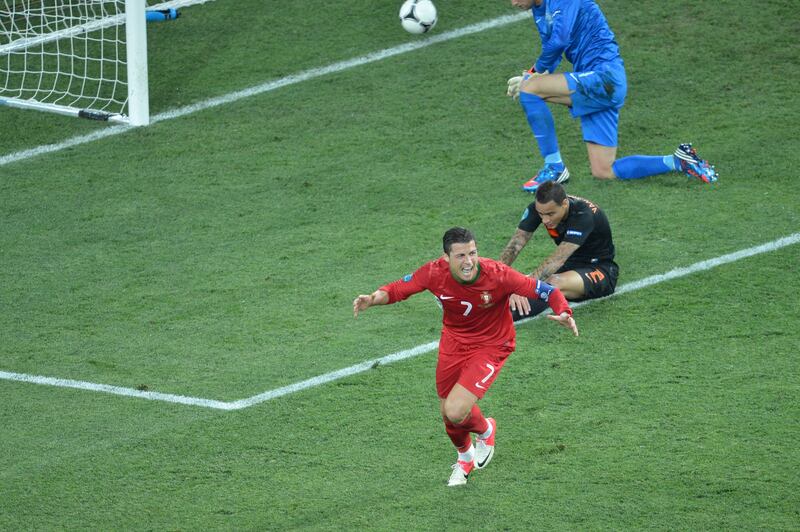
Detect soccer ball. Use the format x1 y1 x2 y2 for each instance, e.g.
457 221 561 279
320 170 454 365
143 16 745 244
399 0 438 34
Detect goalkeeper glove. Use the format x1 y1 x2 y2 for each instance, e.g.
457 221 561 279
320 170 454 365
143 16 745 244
507 68 549 100
507 75 524 100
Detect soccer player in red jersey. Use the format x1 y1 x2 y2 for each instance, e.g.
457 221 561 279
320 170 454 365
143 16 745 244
353 227 578 487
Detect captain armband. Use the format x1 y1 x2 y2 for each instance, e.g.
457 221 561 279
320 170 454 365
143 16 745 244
534 279 555 302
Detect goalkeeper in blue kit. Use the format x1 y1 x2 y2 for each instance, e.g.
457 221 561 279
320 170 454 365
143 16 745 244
506 0 719 192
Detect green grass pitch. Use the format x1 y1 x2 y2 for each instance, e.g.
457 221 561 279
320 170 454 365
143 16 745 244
1 0 799 529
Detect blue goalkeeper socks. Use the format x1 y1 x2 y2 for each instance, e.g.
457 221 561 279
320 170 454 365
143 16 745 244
519 92 562 167
518 91 680 180
612 155 676 180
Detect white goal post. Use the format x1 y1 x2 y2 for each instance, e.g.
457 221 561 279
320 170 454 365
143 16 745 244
0 0 150 125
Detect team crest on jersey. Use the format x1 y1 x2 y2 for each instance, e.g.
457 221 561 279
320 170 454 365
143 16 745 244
402 274 412 282
479 291 494 308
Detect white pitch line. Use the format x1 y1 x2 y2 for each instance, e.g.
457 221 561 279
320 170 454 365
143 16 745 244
0 11 529 168
2 232 798 410
0 370 235 410
226 341 439 410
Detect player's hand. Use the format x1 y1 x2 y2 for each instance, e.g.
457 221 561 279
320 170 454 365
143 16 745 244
508 69 549 100
509 293 531 315
353 294 372 318
547 311 579 337
507 74 523 100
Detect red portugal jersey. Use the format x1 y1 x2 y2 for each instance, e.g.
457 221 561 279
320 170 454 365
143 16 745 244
380 257 571 349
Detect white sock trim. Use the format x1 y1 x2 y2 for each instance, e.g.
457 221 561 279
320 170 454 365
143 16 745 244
458 444 475 463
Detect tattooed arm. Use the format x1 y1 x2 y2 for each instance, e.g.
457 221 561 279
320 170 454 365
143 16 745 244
531 241 580 281
499 228 534 265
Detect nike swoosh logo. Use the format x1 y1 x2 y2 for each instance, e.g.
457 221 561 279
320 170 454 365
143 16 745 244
476 452 492 468
440 295 454 300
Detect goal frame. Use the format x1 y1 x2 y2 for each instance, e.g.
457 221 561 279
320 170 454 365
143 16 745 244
0 0 150 126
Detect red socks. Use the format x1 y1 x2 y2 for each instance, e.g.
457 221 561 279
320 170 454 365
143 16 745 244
459 403 489 434
443 418 472 451
443 404 490 451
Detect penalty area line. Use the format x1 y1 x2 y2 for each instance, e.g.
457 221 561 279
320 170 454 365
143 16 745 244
0 370 235 410
1 232 798 410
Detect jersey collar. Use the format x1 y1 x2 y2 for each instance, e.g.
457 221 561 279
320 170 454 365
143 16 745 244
451 262 481 285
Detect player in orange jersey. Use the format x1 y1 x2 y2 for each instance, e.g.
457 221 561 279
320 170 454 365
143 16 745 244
500 181 618 320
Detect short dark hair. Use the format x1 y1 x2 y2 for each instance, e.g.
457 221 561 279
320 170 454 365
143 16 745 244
535 181 567 204
442 227 476 254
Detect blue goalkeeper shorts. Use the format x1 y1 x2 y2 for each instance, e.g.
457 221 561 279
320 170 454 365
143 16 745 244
564 60 627 147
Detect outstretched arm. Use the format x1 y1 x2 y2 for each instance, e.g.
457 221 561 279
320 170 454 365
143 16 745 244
353 289 389 318
357 264 430 317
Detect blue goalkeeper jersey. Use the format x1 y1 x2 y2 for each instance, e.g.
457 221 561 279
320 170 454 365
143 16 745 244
531 0 621 74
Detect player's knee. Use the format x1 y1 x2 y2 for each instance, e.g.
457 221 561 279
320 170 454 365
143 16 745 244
547 273 585 300
545 273 564 288
519 77 545 98
546 275 573 296
443 402 469 424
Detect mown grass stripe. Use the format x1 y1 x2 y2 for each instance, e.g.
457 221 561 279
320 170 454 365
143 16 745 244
2 232 797 410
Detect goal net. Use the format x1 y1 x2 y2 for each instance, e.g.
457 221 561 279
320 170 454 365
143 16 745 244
0 0 149 125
